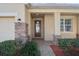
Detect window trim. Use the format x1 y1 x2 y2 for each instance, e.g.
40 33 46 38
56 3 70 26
60 18 72 32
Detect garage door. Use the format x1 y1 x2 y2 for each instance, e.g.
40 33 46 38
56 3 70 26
0 17 15 42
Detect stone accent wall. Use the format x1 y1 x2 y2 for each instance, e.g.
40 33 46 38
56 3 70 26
15 22 28 45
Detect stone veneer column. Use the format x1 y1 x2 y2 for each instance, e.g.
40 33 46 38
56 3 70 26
15 22 28 45
53 12 61 45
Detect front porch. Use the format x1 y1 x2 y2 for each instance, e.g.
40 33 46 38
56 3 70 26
26 9 79 44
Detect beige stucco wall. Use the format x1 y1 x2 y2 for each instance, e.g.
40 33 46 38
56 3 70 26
54 12 61 35
60 15 77 38
44 14 78 39
77 16 79 34
31 17 34 38
0 3 26 22
44 14 54 41
25 8 31 36
28 9 79 13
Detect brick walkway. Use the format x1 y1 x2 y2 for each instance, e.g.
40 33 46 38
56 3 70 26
34 40 55 56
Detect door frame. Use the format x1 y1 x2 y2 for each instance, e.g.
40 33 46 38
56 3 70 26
34 20 41 37
31 16 44 39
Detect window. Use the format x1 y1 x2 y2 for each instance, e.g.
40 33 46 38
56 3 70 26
65 19 72 31
36 21 40 33
60 19 64 31
60 18 72 32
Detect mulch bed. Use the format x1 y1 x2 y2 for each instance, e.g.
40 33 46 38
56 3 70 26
50 45 79 56
50 45 64 56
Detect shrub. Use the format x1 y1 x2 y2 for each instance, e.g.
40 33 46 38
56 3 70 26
0 40 40 56
73 40 79 47
0 40 16 56
20 41 40 56
58 39 73 47
58 39 79 47
58 39 79 56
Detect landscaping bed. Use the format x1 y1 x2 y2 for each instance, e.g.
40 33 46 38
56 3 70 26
58 39 79 56
50 45 64 56
50 39 79 56
0 40 40 56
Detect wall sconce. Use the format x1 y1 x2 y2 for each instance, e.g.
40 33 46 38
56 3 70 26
18 18 21 21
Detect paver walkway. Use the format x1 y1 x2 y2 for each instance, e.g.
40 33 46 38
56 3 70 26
33 40 55 56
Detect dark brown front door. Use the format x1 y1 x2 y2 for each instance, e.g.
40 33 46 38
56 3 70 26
34 20 41 37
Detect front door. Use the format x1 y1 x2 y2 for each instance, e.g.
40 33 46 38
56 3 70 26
34 20 41 37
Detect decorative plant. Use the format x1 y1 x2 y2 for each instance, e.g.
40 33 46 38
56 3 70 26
0 40 16 56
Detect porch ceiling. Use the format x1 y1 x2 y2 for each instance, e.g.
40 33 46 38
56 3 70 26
31 13 44 18
30 12 79 18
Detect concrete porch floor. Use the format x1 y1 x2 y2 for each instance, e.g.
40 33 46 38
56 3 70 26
33 39 55 56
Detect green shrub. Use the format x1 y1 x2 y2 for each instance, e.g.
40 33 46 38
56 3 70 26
0 40 16 56
0 40 40 56
58 39 79 47
20 41 40 56
58 39 72 47
73 40 79 47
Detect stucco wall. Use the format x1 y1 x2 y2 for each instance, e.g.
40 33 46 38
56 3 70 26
44 14 54 41
0 3 25 22
25 8 31 37
77 16 79 34
28 9 79 13
60 15 77 38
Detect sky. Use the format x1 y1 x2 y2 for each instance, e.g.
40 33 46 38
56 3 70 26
0 0 79 3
